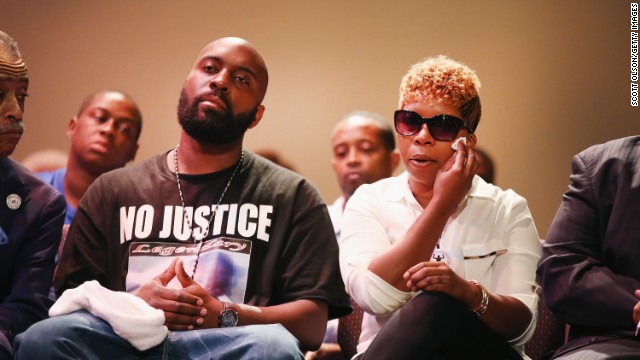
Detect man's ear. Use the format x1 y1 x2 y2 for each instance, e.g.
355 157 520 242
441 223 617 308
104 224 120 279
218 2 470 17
66 116 78 139
247 105 265 130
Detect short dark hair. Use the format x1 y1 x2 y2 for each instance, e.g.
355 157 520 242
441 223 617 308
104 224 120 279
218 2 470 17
77 90 143 140
343 111 396 151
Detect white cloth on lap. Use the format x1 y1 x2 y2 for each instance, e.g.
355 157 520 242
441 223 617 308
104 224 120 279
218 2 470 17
50 280 167 351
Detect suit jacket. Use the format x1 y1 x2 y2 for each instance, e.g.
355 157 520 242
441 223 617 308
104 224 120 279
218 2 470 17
0 157 65 343
537 136 640 339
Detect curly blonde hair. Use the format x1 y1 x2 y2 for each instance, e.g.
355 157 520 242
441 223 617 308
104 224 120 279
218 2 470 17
399 55 481 132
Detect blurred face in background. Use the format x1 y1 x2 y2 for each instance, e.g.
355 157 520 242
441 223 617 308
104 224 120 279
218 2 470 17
66 91 140 174
331 116 399 200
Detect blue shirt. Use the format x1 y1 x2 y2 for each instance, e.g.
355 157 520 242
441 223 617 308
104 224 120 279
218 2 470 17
37 168 75 224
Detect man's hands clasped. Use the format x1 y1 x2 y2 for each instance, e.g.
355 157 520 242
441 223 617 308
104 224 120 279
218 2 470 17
132 258 223 330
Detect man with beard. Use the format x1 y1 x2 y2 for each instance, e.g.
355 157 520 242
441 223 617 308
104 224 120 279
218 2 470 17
14 37 350 360
0 31 66 359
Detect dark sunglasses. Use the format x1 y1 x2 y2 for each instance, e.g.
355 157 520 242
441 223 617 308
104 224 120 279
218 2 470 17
394 110 472 141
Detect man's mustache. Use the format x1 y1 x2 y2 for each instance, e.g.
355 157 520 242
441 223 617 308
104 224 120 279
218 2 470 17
197 91 230 109
0 121 25 133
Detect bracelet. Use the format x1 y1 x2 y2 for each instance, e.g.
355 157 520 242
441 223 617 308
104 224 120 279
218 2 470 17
469 280 489 316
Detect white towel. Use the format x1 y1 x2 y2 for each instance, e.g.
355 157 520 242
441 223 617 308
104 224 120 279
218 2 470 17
50 280 168 351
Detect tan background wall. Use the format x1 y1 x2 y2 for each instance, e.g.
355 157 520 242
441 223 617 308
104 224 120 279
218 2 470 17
3 1 639 238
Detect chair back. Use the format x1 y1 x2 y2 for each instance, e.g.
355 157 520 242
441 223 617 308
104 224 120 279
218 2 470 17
337 298 364 360
524 296 567 360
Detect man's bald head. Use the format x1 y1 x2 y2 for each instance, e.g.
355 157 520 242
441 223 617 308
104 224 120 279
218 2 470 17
195 37 268 104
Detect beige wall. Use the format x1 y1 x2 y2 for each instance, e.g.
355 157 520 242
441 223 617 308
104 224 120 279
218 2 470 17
3 1 639 238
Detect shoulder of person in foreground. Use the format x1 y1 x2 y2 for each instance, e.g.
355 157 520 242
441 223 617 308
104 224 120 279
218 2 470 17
0 158 66 335
537 135 640 331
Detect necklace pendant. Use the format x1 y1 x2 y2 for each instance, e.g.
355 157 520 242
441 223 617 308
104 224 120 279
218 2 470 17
173 145 245 279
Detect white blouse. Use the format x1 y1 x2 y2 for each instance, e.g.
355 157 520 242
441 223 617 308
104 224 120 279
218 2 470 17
339 173 541 356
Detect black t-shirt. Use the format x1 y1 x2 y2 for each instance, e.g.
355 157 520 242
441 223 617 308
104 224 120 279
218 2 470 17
55 150 350 319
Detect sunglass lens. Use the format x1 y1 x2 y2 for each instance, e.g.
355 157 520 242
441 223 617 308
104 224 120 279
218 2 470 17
395 111 421 135
430 117 459 141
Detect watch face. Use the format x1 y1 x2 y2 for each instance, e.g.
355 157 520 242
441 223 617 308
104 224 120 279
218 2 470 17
220 309 238 327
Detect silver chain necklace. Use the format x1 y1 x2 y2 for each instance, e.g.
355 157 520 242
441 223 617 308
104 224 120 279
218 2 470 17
173 144 244 278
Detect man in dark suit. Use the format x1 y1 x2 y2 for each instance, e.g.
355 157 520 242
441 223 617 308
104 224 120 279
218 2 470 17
0 31 66 359
537 136 640 359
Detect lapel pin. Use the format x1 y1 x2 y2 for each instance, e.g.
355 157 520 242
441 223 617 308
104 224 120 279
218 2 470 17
6 194 21 210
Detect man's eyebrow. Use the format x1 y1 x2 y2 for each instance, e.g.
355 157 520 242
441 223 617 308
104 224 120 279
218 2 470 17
0 75 29 82
200 56 258 79
93 106 137 122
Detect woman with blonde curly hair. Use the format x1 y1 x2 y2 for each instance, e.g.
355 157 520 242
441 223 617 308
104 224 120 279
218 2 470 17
338 55 541 359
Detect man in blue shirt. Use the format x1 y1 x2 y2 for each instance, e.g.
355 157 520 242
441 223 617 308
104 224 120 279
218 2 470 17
38 90 142 225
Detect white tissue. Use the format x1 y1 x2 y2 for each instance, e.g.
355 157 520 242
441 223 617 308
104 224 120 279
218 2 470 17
451 136 467 151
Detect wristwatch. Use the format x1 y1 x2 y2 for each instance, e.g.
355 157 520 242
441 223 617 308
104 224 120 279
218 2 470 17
218 302 239 327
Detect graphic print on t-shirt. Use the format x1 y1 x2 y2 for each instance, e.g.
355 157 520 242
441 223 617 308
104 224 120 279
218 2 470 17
126 237 251 303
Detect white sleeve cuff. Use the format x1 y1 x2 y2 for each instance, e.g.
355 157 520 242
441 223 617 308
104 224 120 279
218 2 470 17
347 260 414 316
